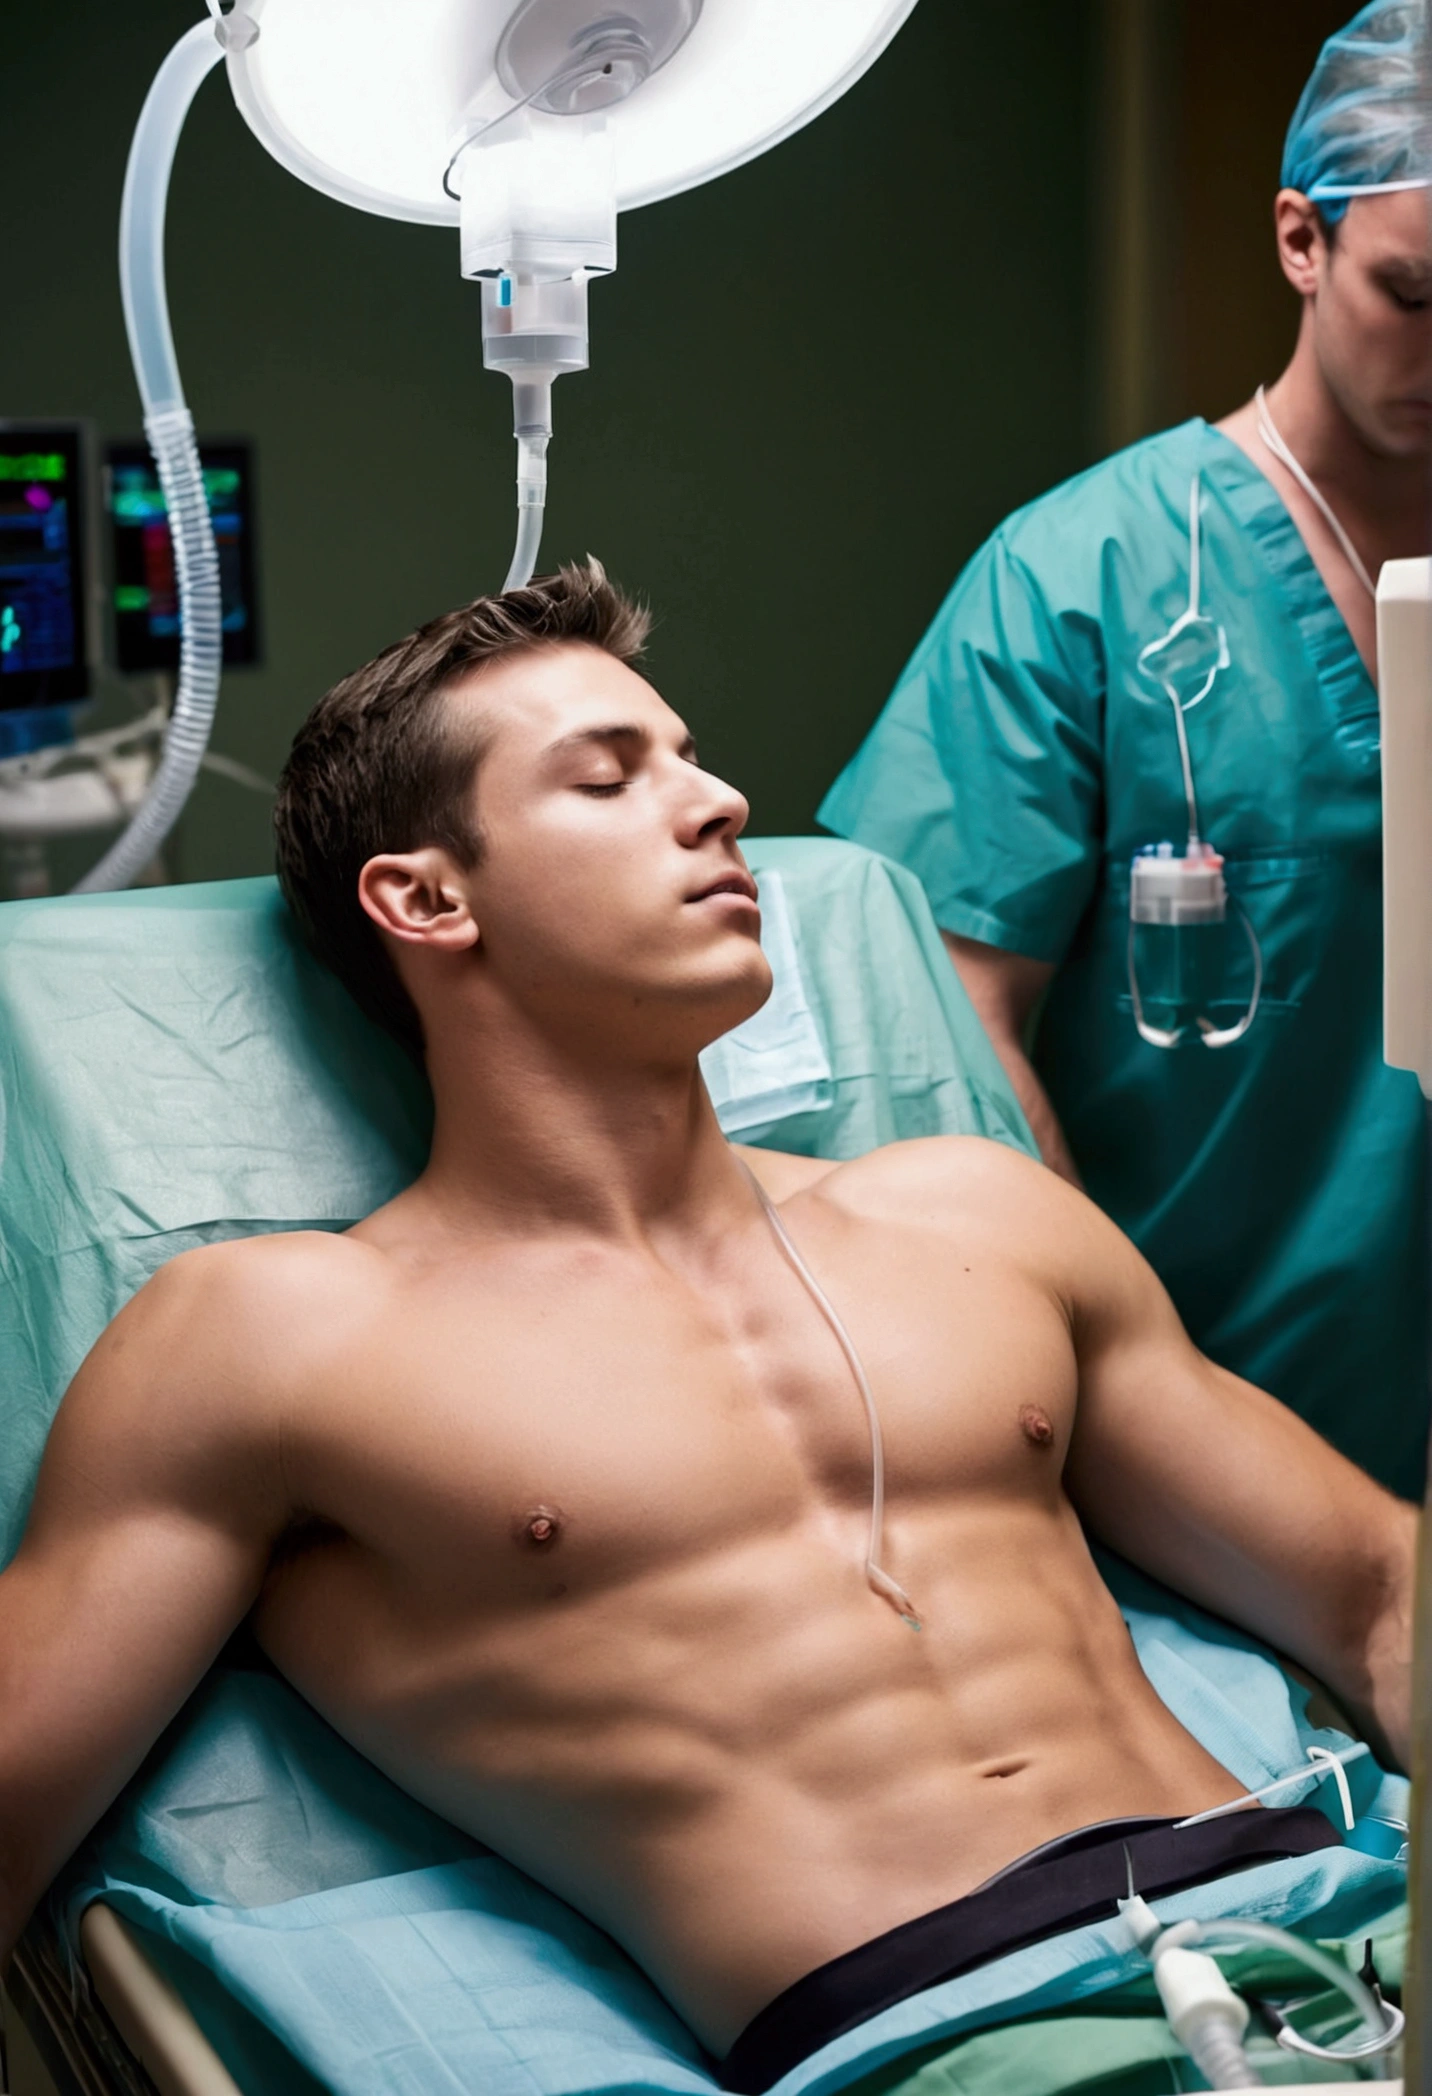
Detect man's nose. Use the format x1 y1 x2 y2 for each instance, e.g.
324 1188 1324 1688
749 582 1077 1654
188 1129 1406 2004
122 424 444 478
681 765 749 843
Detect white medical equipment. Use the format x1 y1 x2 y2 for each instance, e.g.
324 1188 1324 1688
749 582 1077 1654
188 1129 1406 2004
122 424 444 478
1128 472 1263 1050
1378 552 1432 2096
1375 548 1432 2096
1119 1890 1401 2090
1379 556 1432 1096
74 0 918 893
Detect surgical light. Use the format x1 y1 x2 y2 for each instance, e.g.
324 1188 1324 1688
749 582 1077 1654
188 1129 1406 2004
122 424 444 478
80 0 918 892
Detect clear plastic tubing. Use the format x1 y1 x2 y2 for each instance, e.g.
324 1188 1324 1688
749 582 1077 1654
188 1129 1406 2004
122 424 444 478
742 1163 921 1628
75 20 225 892
480 275 589 595
504 429 549 592
1176 1916 1390 2070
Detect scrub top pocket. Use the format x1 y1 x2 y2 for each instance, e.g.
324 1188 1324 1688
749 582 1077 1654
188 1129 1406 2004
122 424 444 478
1218 849 1335 1015
1108 849 1333 1029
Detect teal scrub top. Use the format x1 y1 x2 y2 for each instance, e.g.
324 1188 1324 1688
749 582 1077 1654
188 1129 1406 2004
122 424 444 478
820 419 1429 1497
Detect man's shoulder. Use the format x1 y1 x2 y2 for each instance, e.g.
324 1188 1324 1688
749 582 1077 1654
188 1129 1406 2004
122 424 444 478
801 1138 1136 1307
144 1224 381 1316
34 1227 395 1518
89 1227 389 1409
796 1135 1058 1237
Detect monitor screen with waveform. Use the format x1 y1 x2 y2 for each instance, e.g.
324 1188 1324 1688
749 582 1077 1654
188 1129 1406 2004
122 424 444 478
106 441 260 673
0 424 91 712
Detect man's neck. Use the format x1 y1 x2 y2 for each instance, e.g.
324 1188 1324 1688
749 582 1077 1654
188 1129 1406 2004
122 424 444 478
405 1000 751 1249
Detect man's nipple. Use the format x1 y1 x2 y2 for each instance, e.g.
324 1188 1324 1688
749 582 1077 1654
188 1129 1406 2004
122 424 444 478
516 1505 564 1550
1019 1405 1056 1449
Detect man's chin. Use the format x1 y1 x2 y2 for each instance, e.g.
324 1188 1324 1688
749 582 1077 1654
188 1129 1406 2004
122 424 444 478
685 954 774 1050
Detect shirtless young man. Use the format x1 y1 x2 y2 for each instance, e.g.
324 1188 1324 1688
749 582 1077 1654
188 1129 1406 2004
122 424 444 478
0 563 1414 2090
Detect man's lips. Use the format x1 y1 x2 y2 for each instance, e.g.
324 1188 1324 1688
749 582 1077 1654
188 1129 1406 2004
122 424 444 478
686 872 759 905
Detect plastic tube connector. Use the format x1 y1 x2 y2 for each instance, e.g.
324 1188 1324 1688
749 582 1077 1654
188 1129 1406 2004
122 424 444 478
516 429 549 500
1152 1945 1255 2089
502 430 549 592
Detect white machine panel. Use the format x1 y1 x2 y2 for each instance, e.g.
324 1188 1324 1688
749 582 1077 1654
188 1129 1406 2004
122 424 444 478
1379 555 1432 1096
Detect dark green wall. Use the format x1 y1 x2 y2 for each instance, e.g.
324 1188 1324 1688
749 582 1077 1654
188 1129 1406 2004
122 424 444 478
3 2 1094 882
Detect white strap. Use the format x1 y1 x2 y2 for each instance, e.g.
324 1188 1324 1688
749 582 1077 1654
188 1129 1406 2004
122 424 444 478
1305 1744 1356 1830
1254 385 1377 599
1174 1740 1369 1828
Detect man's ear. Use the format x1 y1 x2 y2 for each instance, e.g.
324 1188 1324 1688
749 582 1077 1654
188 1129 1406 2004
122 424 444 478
357 849 480 952
1274 188 1329 299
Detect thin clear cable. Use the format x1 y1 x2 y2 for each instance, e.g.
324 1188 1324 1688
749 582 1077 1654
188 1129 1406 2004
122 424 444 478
742 1164 920 1628
442 74 558 200
1254 385 1377 597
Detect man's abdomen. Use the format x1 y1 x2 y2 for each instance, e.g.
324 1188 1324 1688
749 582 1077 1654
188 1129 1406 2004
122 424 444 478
254 1496 1242 2052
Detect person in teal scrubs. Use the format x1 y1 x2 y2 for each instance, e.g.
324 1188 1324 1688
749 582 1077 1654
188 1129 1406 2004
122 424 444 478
821 1 1432 1496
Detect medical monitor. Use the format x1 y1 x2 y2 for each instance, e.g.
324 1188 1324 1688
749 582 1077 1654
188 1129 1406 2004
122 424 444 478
0 422 92 712
106 441 260 673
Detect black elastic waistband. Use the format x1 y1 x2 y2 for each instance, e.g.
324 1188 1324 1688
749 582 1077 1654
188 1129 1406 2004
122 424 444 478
717 1805 1341 2093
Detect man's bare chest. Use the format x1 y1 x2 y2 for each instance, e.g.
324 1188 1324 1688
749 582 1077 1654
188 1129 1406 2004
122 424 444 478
266 1223 1079 1615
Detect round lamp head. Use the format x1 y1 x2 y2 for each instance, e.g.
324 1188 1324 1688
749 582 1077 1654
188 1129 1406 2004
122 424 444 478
225 0 919 228
496 0 702 118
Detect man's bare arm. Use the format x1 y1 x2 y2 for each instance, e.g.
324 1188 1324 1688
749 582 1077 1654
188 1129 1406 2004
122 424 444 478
0 1246 297 1966
1054 1178 1414 1770
941 933 1082 1187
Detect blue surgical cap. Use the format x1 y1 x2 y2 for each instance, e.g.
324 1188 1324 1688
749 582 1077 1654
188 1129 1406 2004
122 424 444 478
1282 0 1431 220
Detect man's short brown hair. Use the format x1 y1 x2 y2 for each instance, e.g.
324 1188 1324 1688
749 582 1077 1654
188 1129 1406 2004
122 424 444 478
274 559 650 1059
